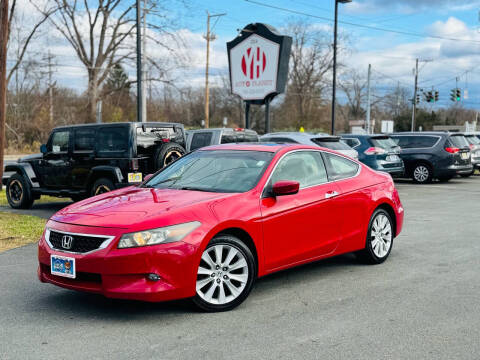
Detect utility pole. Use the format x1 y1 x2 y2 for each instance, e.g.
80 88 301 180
204 11 225 128
136 0 143 123
411 58 419 132
141 0 147 122
0 0 8 191
366 64 371 134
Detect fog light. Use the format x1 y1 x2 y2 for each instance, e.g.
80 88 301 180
147 273 161 282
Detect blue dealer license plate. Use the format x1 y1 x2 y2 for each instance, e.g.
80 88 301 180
51 255 76 279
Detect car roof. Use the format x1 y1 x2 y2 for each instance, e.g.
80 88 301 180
54 122 184 130
187 128 258 134
341 133 391 138
390 131 449 136
198 143 325 153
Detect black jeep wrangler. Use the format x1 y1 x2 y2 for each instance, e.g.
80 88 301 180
3 122 186 209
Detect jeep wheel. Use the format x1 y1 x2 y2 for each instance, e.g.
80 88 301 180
6 173 34 209
91 178 115 196
154 143 185 170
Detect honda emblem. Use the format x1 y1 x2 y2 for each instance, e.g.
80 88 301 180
61 235 74 250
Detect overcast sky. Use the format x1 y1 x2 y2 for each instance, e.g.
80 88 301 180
9 0 480 109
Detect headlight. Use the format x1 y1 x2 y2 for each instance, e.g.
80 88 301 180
118 221 201 248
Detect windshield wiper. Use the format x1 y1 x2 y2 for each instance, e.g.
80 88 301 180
176 186 213 192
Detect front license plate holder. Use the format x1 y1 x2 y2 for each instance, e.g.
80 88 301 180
128 172 143 183
50 255 76 279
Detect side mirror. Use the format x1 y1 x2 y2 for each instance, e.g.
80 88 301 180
144 174 153 182
40 144 47 154
272 180 300 197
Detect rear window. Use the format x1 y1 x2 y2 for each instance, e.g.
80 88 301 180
191 132 213 150
312 138 351 150
263 137 298 143
448 135 469 148
244 132 260 142
341 138 361 148
465 135 480 145
221 132 239 144
391 135 439 149
370 136 398 150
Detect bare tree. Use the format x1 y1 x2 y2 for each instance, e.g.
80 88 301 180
338 69 368 120
37 0 187 122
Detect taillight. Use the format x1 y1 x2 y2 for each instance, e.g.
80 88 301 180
131 158 139 170
364 147 386 155
445 147 460 154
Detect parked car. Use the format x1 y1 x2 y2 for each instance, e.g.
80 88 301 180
3 122 186 208
341 134 404 177
185 128 259 151
38 143 403 311
463 133 480 174
260 132 358 159
390 132 473 183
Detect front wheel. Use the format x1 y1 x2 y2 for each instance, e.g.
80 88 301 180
192 235 256 312
6 173 34 209
356 209 394 264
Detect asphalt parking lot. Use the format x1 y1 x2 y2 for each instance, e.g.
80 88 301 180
1 177 479 360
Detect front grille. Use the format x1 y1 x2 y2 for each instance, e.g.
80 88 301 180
48 230 109 253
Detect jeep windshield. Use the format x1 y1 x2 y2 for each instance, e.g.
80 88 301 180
144 150 273 193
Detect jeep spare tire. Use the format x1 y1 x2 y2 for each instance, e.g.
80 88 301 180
154 142 185 169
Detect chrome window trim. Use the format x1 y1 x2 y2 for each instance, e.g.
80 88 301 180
45 228 116 255
390 134 441 149
261 149 362 198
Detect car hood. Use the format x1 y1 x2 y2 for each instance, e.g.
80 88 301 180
19 153 42 162
51 186 235 228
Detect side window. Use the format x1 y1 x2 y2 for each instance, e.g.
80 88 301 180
74 129 95 151
191 132 213 150
96 126 129 152
391 136 412 148
324 153 359 180
271 151 328 188
415 136 438 148
50 131 70 153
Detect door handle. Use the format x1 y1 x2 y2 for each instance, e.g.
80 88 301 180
325 191 339 199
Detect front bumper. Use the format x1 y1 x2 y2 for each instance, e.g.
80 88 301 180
38 221 199 302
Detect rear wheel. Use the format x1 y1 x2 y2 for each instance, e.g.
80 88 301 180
6 173 34 209
192 235 256 312
356 209 394 264
91 178 115 196
154 143 185 170
412 163 432 184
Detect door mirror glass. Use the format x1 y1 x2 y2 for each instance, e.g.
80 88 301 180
272 181 299 196
40 144 47 154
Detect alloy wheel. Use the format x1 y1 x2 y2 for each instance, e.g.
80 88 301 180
163 150 182 167
196 244 249 305
94 185 111 195
413 165 429 183
8 179 23 204
370 213 392 258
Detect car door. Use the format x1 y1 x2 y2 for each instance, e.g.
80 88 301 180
71 128 96 189
260 150 342 271
322 152 368 252
40 130 73 188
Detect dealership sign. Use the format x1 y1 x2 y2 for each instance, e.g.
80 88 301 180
227 24 292 103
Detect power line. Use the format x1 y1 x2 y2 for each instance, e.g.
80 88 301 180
243 0 480 44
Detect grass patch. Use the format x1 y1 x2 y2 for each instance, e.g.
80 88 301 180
0 212 46 253
0 189 69 207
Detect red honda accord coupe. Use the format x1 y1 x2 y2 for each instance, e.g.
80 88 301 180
38 144 404 311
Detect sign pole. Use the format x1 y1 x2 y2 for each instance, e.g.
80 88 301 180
245 102 250 129
264 98 270 134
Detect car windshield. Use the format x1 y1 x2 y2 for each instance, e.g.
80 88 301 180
449 135 469 148
370 136 399 150
144 150 273 193
312 138 352 150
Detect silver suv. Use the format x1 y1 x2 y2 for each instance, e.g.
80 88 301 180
185 128 259 152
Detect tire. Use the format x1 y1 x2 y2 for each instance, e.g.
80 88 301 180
91 178 115 197
154 142 185 170
356 209 394 264
6 173 34 209
192 235 257 312
412 163 433 184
